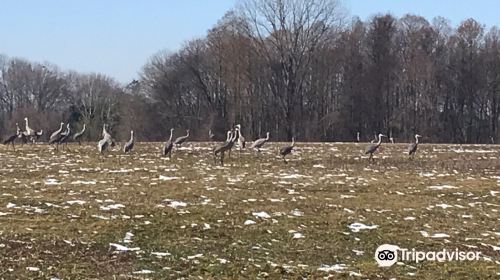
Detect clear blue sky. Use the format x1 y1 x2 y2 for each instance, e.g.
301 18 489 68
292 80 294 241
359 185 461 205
1 0 499 84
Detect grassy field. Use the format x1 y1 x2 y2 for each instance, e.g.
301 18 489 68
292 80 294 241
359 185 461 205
0 141 498 279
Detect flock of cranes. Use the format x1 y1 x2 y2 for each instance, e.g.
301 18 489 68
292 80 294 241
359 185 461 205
2 117 425 166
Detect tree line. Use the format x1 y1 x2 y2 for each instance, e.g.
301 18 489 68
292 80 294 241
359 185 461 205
1 0 499 144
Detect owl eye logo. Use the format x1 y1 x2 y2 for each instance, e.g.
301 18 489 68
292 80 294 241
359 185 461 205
377 250 395 260
375 244 399 267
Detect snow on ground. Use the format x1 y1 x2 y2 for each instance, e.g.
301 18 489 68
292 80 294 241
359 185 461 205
0 142 498 278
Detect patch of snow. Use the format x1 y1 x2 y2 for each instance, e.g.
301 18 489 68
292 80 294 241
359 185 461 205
431 233 450 238
428 185 457 190
159 175 179 181
290 209 304 217
66 200 86 205
100 204 125 211
26 267 39 272
151 252 171 257
252 211 271 219
163 199 187 208
348 223 378 232
44 178 61 185
71 180 96 185
6 202 16 208
109 243 140 252
318 264 348 272
133 270 154 274
187 253 203 259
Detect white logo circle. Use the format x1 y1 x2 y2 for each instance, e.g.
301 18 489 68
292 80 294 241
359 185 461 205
375 244 399 267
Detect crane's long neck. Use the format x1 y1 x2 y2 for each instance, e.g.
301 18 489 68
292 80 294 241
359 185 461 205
377 135 382 146
226 131 231 142
169 130 173 141
291 138 295 147
415 135 419 144
59 123 63 131
25 119 29 130
232 132 237 142
265 133 269 141
82 124 86 132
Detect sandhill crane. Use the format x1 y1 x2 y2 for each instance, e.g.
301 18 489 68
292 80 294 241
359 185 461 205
98 137 110 154
2 123 20 150
365 133 386 162
102 123 108 137
235 124 246 149
213 131 230 161
213 130 236 166
226 128 239 158
73 124 86 145
23 117 38 143
24 117 34 136
50 124 68 146
14 123 27 145
57 124 71 151
123 130 134 153
102 124 116 147
2 133 18 150
408 134 422 159
162 128 175 158
370 133 378 143
49 122 64 144
174 129 189 146
279 137 295 164
212 130 232 163
35 130 43 141
98 124 114 154
208 129 215 141
250 132 270 152
356 132 360 142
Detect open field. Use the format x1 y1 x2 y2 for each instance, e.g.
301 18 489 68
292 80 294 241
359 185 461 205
0 141 499 279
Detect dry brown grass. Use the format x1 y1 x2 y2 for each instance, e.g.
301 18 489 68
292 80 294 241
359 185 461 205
0 141 499 279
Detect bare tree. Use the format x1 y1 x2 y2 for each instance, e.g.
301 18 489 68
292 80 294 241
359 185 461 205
238 0 345 138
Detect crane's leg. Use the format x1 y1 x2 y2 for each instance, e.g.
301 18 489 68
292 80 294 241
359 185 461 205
220 152 224 166
283 156 287 164
12 142 15 151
